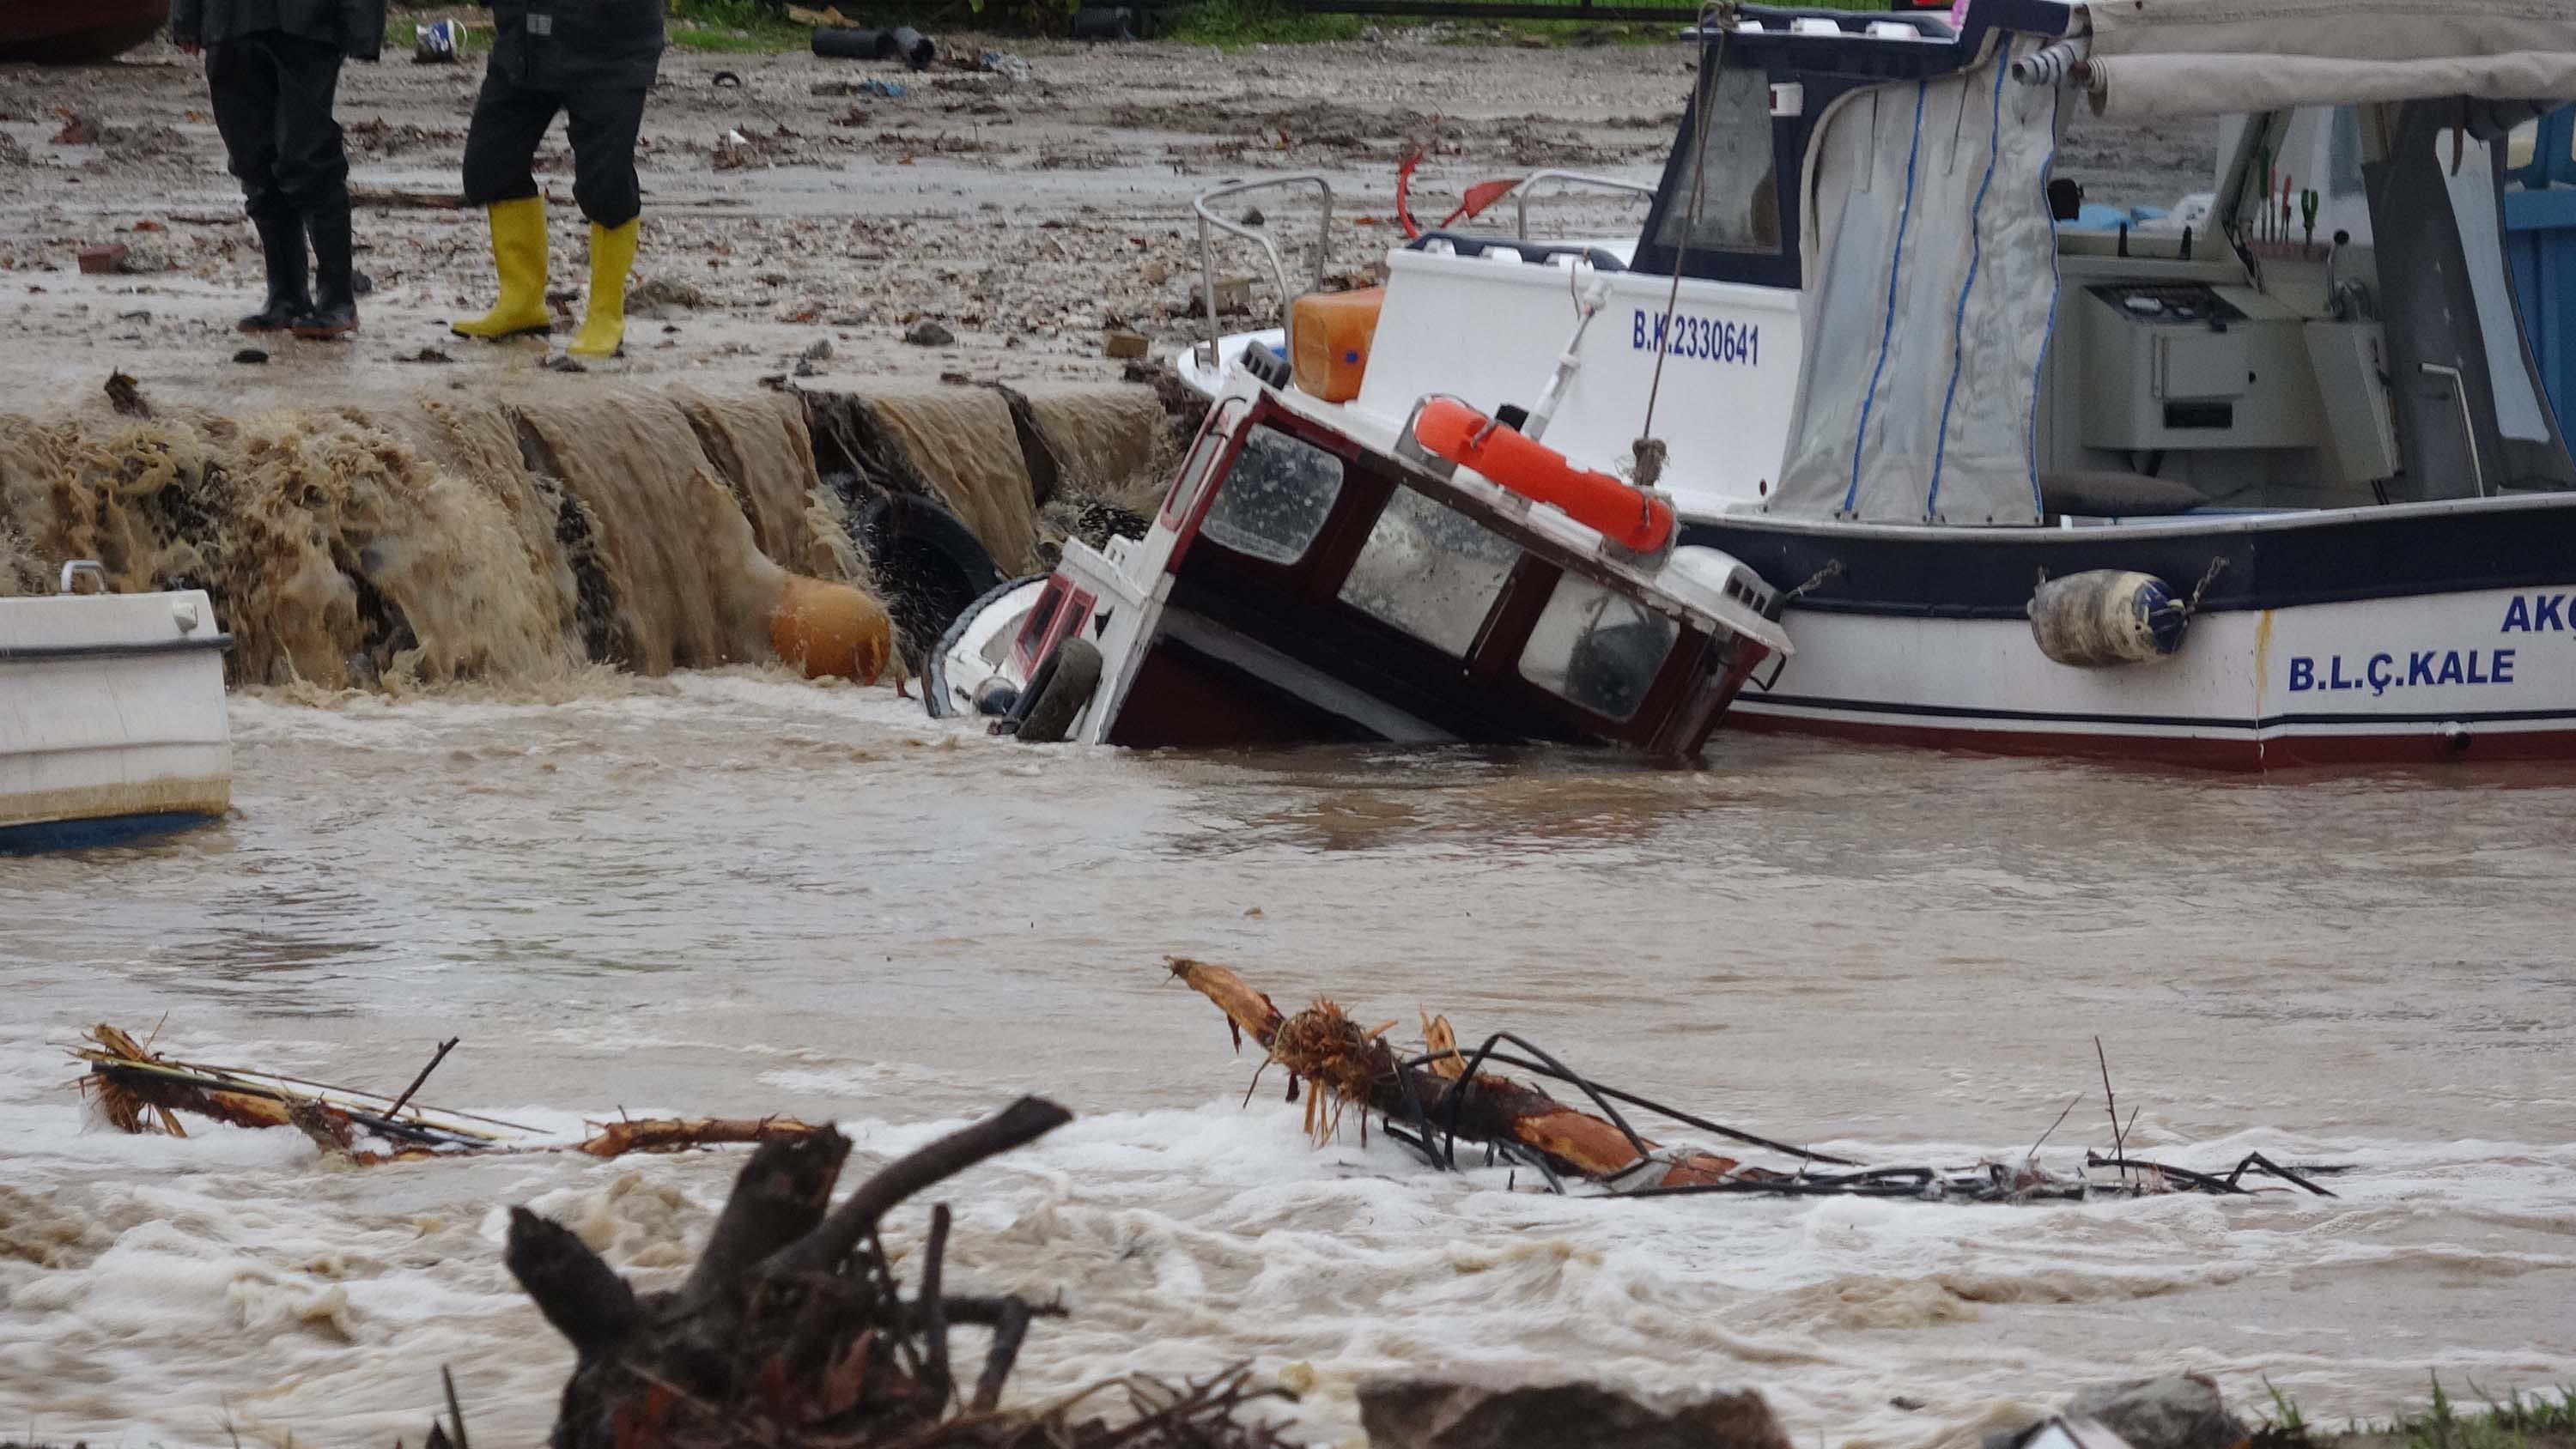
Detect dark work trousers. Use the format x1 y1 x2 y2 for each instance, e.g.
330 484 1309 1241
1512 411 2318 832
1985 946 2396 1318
459 73 647 228
204 33 349 225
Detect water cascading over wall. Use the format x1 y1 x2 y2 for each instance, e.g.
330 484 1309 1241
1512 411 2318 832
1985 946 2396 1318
0 378 1182 693
0 389 871 691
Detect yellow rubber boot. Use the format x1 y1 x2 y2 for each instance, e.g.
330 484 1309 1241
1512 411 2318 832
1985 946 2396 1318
568 219 638 359
450 197 552 341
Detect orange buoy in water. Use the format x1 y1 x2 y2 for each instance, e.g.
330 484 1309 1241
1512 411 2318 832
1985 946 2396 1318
1413 397 1674 554
769 574 894 684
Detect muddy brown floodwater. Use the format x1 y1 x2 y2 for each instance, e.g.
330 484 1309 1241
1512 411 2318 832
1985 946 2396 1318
4 681 2574 1446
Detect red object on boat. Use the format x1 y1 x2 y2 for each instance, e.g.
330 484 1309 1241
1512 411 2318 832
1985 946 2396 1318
1413 397 1675 554
0 0 168 63
1394 151 1524 239
1441 177 1521 229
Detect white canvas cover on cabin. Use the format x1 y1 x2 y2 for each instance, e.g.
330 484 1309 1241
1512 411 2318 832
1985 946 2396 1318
1768 35 2060 525
2079 0 2576 118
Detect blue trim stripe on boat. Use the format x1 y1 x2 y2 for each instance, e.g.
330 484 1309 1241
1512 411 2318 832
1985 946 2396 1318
1741 693 2576 733
1927 55 2010 519
1844 80 1929 517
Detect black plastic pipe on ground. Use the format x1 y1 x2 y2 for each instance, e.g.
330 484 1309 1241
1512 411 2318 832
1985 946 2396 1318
811 26 936 70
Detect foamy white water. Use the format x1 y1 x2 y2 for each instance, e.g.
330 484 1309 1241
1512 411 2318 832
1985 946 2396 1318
5 673 2573 1446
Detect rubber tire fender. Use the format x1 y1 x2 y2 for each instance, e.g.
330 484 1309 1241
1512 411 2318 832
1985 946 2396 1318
1011 636 1103 745
924 572 1047 720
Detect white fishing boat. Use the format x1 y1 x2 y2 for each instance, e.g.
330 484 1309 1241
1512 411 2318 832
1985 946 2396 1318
1 562 234 847
1182 0 2576 768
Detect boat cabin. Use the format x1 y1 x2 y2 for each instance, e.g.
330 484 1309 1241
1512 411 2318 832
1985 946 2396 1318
1298 0 2576 526
1030 385 1788 754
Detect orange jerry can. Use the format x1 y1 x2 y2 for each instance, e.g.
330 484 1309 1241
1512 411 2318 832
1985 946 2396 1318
1289 286 1384 403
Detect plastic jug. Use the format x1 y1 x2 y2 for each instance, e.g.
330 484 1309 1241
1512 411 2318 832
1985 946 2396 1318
1289 287 1384 403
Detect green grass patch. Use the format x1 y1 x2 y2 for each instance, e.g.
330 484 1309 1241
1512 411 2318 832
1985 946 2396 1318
1161 0 1888 48
2263 1376 2576 1449
1162 0 1367 46
382 2 811 56
666 0 812 52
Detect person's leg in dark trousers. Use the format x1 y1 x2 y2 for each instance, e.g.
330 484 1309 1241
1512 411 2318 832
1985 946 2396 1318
253 34 356 337
205 37 307 331
560 85 648 356
562 85 644 228
451 72 562 340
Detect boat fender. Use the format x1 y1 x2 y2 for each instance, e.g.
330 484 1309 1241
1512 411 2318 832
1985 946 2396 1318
1009 636 1104 744
768 574 895 684
2026 570 2187 667
1411 397 1675 554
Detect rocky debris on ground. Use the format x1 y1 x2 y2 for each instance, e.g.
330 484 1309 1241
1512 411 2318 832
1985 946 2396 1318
904 319 956 347
0 34 2215 404
972 49 1033 85
629 275 711 318
1359 1379 1796 1449
1990 1376 2251 1449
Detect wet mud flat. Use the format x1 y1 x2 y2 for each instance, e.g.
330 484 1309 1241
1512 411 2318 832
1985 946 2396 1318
0 33 2211 415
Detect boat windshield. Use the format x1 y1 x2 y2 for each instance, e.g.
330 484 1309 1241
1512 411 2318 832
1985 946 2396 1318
1518 574 1678 723
1200 426 1344 565
1337 487 1520 657
1651 64 1782 259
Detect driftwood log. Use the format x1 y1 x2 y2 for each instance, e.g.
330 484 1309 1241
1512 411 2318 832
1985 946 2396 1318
76 1023 829 1163
507 1095 1296 1449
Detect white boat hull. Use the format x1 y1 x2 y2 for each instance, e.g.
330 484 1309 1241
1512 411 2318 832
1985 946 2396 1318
2 586 233 839
1732 585 2576 768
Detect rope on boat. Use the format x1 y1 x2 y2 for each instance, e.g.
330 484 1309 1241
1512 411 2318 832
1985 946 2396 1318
1635 0 1737 488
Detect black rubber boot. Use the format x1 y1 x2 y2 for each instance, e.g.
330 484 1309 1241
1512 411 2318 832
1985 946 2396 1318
290 202 359 339
238 214 309 333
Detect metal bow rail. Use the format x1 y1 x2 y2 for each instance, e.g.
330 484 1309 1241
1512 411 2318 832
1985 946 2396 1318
1193 175 1334 372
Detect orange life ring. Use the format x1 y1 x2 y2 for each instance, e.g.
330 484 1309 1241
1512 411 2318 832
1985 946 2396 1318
1413 398 1674 554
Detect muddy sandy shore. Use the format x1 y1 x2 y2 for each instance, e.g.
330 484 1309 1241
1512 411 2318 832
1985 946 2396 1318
0 29 2212 416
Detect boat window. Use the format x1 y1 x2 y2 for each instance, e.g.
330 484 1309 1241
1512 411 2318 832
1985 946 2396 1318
1653 64 1781 256
1337 486 1519 657
1012 578 1067 670
1160 405 1239 525
1200 426 1345 565
1517 574 1677 723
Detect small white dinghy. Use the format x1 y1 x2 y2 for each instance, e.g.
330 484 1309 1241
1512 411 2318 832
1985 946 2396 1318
1 561 232 848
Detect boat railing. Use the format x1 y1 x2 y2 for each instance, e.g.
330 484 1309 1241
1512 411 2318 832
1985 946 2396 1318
1512 172 1657 241
1193 175 1334 372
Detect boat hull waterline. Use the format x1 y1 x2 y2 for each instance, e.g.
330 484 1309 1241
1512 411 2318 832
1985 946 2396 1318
1692 498 2576 769
2 579 233 846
